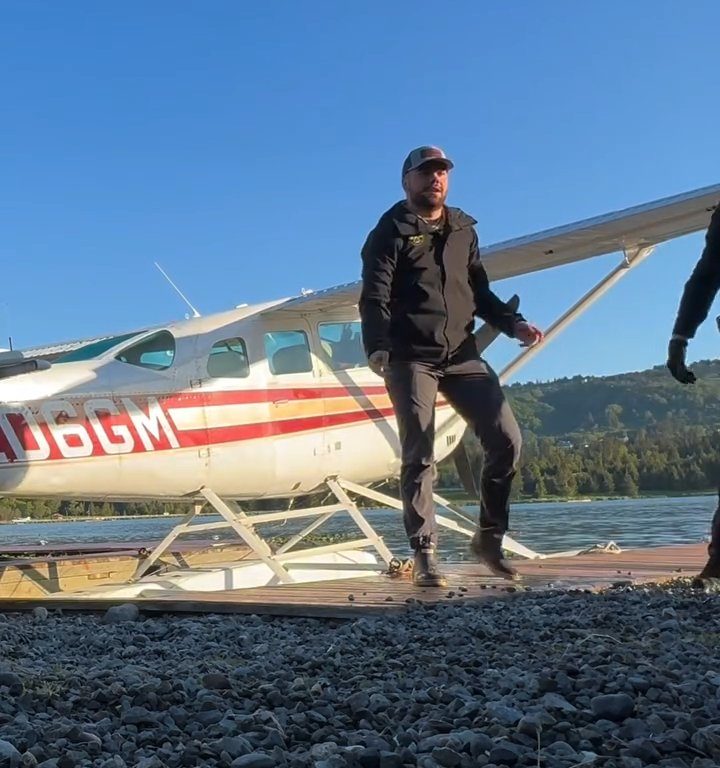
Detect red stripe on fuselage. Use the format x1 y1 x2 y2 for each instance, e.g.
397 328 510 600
0 387 452 463
161 385 391 409
175 407 398 448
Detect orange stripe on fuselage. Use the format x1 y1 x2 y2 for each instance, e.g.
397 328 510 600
0 387 453 463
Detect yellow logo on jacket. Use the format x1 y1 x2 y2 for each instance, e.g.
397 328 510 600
408 235 425 246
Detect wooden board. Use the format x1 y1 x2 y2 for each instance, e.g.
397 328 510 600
0 543 253 598
0 542 707 619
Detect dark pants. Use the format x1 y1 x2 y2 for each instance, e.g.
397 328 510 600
385 357 522 550
709 490 720 559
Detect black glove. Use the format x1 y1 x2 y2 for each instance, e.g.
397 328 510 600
667 337 696 384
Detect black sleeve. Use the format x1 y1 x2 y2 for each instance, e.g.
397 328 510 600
468 229 524 337
672 206 720 339
359 225 398 357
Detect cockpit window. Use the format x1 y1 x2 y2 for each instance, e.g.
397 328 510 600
115 330 176 370
54 332 143 363
318 322 367 370
207 337 250 378
264 331 312 375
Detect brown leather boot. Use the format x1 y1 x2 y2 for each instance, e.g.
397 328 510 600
412 542 448 588
470 529 520 581
693 500 720 587
692 553 720 587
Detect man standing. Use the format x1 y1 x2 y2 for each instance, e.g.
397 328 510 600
667 204 720 584
359 146 543 587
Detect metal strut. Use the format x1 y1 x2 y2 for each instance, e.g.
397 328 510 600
499 245 655 383
130 478 397 583
128 474 620 585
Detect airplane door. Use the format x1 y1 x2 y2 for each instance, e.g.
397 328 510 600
190 329 275 497
262 318 327 493
314 318 400 480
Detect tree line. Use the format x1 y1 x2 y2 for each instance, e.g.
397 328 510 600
438 424 720 499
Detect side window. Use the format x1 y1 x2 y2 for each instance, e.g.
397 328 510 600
115 330 175 370
207 337 250 379
264 331 312 375
318 322 367 370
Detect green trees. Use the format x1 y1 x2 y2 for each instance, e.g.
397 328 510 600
433 357 720 499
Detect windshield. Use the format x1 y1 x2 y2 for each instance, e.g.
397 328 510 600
54 332 143 363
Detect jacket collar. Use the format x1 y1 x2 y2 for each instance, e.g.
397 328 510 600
389 201 477 236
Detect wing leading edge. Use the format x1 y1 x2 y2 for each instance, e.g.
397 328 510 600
481 182 720 280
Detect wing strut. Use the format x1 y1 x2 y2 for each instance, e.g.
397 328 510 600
498 245 655 384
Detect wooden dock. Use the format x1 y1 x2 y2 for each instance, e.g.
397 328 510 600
0 542 707 619
0 542 254 598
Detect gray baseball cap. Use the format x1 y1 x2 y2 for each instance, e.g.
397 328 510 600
402 145 454 176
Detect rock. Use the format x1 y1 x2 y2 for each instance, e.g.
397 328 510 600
0 674 23 695
212 737 252 759
102 604 140 623
488 742 521 766
545 741 577 757
202 673 231 690
516 711 557 737
0 740 22 768
540 692 577 712
121 707 158 726
346 692 369 713
590 693 635 721
691 725 720 755
379 753 404 768
310 743 339 760
486 703 523 726
628 738 663 763
469 734 494 757
230 755 275 768
431 748 463 767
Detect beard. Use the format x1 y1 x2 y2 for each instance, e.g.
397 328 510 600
409 187 447 214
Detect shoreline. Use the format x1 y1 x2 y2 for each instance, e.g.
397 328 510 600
0 490 716 525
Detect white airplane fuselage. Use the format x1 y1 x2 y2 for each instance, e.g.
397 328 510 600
0 303 465 501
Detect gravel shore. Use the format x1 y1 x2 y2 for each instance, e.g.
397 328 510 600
0 581 718 767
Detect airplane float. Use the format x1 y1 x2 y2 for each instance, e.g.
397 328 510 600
0 183 718 596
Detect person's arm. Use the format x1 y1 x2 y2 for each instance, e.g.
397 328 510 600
468 229 524 336
667 207 720 384
672 207 720 340
359 226 398 359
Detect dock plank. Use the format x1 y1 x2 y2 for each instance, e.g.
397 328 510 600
0 543 706 620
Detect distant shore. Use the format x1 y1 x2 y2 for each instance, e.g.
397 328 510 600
0 489 716 524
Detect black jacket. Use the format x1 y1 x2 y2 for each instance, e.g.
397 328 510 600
673 205 720 339
359 201 523 363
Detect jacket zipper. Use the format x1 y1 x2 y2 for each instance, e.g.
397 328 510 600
437 232 451 363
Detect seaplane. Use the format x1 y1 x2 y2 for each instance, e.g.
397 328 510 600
0 183 718 597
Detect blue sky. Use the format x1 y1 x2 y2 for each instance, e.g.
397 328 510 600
2 0 720 383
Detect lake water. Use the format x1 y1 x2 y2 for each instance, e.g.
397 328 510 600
1 494 716 561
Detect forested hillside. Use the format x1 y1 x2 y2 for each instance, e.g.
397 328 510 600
443 359 720 499
505 359 720 436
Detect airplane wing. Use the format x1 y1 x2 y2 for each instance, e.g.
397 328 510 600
6 335 118 363
10 183 720 350
265 182 720 314
480 182 720 280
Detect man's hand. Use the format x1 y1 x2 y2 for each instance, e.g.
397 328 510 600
514 320 544 348
368 350 390 377
667 337 696 384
